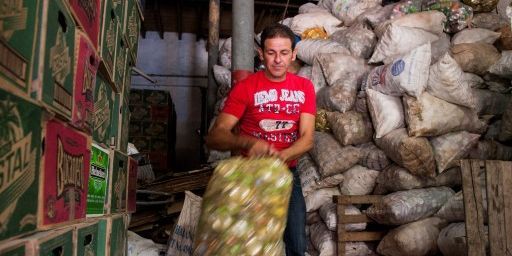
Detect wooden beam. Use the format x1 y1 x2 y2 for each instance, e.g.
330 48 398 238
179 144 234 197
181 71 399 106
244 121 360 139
196 3 204 41
461 159 487 256
154 0 164 39
487 160 506 256
499 161 512 255
177 0 183 40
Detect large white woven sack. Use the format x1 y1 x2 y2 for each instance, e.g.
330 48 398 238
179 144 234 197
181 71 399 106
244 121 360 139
296 39 349 65
299 3 330 14
305 187 341 212
340 165 379 196
437 223 468 256
430 131 481 172
374 11 446 38
366 43 431 97
370 25 438 64
290 12 341 36
489 50 512 79
451 28 502 45
366 88 405 138
427 53 476 108
331 0 382 26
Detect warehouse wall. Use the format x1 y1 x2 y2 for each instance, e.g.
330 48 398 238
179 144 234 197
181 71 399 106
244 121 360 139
132 31 208 172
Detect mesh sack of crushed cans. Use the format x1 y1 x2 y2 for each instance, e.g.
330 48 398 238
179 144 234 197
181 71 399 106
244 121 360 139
392 0 474 33
193 157 292 256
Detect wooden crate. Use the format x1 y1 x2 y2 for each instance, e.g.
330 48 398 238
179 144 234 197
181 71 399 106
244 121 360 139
333 195 387 256
461 159 512 256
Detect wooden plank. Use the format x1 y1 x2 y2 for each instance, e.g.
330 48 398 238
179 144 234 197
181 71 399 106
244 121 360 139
500 161 512 256
461 159 486 256
337 204 346 256
340 231 386 242
339 214 372 224
487 161 506 256
334 195 382 205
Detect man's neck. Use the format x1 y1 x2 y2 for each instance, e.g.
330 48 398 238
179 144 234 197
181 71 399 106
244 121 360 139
264 70 286 82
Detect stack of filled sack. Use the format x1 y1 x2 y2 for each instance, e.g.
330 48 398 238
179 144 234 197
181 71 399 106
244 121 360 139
211 0 512 255
292 0 512 255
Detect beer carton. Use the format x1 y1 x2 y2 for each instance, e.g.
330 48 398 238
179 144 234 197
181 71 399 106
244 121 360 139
99 0 119 85
128 89 143 105
66 0 101 49
143 90 168 105
0 0 42 96
117 98 130 153
108 214 127 256
31 0 76 120
86 143 110 215
74 220 101 256
92 72 116 148
95 217 108 255
127 156 137 213
113 23 127 94
24 228 74 255
71 30 100 134
109 93 121 149
123 0 143 64
40 119 91 229
109 150 128 214
0 239 27 255
112 0 127 34
0 90 42 241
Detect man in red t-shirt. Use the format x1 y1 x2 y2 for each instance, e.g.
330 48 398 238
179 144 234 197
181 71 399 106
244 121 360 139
206 23 316 255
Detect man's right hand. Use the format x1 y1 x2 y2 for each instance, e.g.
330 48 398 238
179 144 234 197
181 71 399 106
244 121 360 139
247 140 277 157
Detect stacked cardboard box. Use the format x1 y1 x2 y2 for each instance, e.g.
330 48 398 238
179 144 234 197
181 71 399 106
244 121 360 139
0 0 142 254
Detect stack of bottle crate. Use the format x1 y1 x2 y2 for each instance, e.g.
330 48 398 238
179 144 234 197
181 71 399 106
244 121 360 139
0 0 143 254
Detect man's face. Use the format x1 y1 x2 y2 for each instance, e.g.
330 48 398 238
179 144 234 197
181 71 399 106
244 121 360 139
258 36 297 81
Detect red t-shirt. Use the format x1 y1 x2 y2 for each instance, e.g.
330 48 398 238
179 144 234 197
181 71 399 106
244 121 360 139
222 71 316 167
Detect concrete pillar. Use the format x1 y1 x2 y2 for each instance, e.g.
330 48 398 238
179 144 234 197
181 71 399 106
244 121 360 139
232 0 254 85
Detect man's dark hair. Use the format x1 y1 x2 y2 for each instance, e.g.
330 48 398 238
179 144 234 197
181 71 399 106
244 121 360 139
260 23 296 50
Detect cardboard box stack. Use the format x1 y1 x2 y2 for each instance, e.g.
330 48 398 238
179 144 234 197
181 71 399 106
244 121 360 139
0 0 143 254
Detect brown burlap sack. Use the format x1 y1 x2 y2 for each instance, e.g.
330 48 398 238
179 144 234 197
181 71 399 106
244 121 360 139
450 43 501 75
495 25 512 51
357 142 390 171
499 99 512 141
430 131 481 172
403 93 487 137
377 217 448 256
374 128 436 177
310 132 362 177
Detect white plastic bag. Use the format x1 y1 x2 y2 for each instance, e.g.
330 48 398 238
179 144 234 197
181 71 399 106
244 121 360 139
305 187 341 213
488 50 512 79
437 223 468 256
296 39 350 65
330 23 377 59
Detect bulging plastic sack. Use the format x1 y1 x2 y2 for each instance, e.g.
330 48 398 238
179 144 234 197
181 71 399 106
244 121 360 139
193 157 292 256
430 131 480 172
462 0 499 12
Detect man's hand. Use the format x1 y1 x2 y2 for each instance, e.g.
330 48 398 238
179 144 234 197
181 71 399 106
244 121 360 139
247 140 277 157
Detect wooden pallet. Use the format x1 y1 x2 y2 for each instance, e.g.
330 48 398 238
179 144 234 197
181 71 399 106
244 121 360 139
461 159 512 256
333 195 387 256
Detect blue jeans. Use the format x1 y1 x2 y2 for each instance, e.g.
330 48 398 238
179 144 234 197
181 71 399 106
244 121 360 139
283 167 306 256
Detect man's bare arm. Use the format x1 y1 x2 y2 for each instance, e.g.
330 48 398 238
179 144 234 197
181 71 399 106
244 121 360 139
205 113 274 156
275 113 315 163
